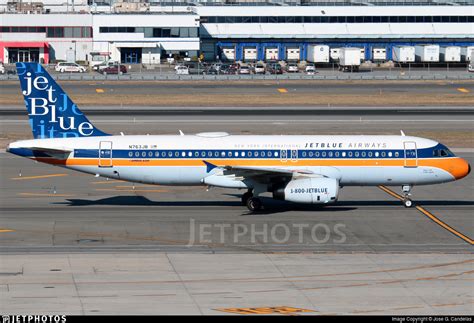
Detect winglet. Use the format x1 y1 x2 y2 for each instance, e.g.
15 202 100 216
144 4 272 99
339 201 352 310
203 160 218 173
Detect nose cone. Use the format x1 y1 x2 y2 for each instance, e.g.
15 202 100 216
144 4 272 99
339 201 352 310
450 158 470 180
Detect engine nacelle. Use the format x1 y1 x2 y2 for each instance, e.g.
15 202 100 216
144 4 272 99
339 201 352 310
273 177 339 204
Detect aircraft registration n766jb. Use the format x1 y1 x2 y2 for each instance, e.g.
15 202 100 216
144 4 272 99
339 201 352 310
7 63 471 211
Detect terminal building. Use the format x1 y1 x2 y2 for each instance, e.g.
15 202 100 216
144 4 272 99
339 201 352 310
0 0 473 64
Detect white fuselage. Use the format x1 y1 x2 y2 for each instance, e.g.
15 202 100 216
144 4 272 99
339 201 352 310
8 134 466 189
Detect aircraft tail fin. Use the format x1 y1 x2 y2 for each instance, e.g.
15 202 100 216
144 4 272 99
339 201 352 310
16 62 109 139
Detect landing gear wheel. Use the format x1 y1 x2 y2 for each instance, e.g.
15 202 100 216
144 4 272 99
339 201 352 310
403 199 413 208
246 197 262 212
241 191 253 206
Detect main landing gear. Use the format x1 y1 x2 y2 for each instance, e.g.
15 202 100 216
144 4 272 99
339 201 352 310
241 189 262 212
402 185 413 208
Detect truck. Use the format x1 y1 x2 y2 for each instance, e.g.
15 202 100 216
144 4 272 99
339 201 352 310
415 45 440 62
440 46 461 63
307 45 330 63
372 48 387 62
338 47 361 72
392 46 415 63
461 46 474 62
330 48 341 62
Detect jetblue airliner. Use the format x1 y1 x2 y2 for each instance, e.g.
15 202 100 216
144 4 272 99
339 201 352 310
7 63 471 211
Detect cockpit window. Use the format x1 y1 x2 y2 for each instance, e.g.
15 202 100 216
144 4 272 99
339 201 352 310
433 148 453 157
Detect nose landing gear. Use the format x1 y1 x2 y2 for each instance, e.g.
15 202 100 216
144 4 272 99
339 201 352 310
402 185 413 208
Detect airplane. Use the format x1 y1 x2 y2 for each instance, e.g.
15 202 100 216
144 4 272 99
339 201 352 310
7 63 471 212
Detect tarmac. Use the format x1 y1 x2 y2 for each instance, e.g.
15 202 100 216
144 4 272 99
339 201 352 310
0 112 473 315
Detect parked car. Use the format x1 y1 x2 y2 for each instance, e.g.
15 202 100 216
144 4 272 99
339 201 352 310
203 66 219 75
93 60 119 71
254 63 265 74
0 63 5 75
469 62 474 73
220 64 237 75
101 64 127 75
55 62 86 73
267 63 283 74
238 65 251 75
286 63 299 73
305 63 316 75
176 65 189 75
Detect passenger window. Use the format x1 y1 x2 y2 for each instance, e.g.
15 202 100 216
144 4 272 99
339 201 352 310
342 152 346 157
309 151 314 157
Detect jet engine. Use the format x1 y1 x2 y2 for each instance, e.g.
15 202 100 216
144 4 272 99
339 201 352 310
273 177 339 204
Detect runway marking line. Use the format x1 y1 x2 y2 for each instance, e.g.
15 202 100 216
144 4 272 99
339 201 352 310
94 188 167 193
95 88 105 93
457 88 470 93
18 193 75 197
277 88 288 93
378 185 474 245
91 180 125 184
11 174 68 180
215 306 316 315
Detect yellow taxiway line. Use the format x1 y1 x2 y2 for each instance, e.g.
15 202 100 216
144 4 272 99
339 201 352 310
378 185 473 245
11 174 68 180
277 88 288 93
457 88 470 93
18 193 75 197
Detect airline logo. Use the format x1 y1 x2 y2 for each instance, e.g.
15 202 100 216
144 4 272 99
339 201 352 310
16 63 108 139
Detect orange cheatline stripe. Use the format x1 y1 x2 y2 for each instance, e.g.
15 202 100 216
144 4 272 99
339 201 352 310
378 185 473 245
44 156 460 169
11 174 69 180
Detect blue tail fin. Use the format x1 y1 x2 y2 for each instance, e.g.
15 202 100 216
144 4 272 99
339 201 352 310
16 62 109 139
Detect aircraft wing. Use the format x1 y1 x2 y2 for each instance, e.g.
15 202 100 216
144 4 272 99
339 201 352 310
221 165 322 184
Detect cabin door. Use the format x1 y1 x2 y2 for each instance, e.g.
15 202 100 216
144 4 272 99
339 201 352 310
403 141 418 167
99 141 113 167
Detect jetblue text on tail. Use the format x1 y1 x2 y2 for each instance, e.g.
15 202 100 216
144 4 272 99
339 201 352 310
16 62 108 139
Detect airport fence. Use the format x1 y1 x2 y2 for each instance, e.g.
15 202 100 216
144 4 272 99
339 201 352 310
1 72 474 81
